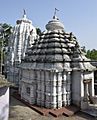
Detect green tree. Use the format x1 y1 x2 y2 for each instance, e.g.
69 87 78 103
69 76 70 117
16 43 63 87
0 23 12 56
0 23 12 73
86 49 97 60
0 23 12 47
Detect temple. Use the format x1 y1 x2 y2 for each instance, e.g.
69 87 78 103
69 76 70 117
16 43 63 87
19 15 97 111
6 11 37 86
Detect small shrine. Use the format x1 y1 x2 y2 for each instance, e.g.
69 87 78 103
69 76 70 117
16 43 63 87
19 14 96 110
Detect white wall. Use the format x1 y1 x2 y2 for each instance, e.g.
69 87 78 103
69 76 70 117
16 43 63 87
84 72 94 97
72 70 95 109
0 87 9 120
72 71 81 106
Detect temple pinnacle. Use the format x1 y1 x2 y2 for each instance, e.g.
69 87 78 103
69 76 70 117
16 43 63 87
23 9 26 18
23 9 26 15
53 8 59 19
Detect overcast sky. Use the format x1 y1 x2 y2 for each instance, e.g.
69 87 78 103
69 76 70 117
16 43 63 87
0 0 97 50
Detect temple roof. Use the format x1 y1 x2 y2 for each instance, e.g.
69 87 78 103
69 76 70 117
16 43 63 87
16 11 32 24
72 46 96 71
46 16 64 31
22 16 95 72
22 16 77 71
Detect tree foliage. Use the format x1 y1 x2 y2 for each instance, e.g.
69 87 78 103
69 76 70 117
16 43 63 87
0 23 12 47
0 23 12 61
86 49 97 60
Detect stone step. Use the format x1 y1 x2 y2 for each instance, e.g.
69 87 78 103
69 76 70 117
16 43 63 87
49 108 64 117
12 91 80 117
63 105 80 116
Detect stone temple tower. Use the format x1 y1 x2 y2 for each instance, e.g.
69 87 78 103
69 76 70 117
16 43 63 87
20 15 96 110
20 15 75 108
7 11 37 86
11 10 37 64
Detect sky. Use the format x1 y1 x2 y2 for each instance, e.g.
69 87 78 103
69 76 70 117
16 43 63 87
0 0 97 50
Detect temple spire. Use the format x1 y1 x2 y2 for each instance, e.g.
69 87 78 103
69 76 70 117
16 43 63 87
23 9 26 18
24 9 26 15
53 8 59 19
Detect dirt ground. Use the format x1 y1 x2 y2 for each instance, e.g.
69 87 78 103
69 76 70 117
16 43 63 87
9 96 96 120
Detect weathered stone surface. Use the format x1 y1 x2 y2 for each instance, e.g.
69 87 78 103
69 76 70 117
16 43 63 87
7 12 37 86
15 15 96 110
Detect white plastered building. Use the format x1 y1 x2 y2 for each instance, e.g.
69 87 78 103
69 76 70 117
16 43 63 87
7 12 37 86
19 15 96 110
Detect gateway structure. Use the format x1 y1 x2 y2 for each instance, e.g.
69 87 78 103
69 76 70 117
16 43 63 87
7 11 37 86
20 15 96 109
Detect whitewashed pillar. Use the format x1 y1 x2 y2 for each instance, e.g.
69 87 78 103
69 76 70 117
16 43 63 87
21 82 25 99
45 71 50 108
91 72 95 97
57 72 62 108
62 71 67 106
51 72 57 108
84 83 89 101
66 72 71 105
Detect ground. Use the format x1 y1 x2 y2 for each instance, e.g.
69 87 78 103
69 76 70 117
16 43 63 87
9 96 96 120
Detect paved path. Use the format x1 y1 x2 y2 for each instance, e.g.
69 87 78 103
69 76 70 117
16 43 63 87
9 96 95 120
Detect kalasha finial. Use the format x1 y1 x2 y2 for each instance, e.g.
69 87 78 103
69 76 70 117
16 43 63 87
53 8 59 19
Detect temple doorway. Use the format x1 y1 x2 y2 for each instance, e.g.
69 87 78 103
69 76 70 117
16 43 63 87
83 79 92 102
